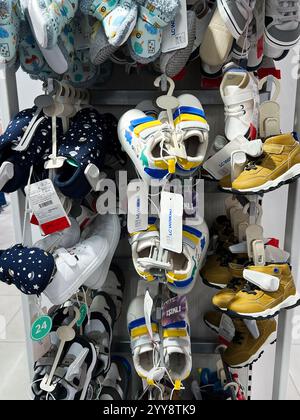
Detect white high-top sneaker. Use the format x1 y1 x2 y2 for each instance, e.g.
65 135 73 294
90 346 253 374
217 0 257 39
220 63 260 142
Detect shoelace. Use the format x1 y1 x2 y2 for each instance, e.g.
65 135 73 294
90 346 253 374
276 1 300 22
245 155 265 171
238 0 257 17
227 278 244 291
241 281 258 295
232 331 245 345
224 104 247 119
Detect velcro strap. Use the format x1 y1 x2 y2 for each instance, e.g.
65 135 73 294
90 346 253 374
263 144 285 154
131 334 160 351
223 91 254 107
140 5 167 28
163 337 190 347
129 230 159 244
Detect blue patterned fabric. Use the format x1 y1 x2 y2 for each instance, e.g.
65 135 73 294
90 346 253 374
0 244 55 295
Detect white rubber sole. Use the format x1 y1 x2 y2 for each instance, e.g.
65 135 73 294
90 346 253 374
231 164 300 194
28 0 48 48
217 0 245 40
85 215 121 290
229 331 278 369
265 28 300 49
230 293 300 319
80 343 97 400
44 240 109 305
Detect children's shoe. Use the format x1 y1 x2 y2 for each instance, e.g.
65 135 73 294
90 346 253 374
217 0 257 40
65 47 101 87
118 109 174 184
128 0 180 64
0 106 60 193
54 109 115 199
0 0 20 68
220 63 260 142
199 60 223 79
212 278 246 311
102 0 138 47
173 94 210 176
163 306 192 382
200 7 233 67
228 264 300 319
166 219 209 295
0 244 55 295
160 10 197 78
84 277 123 376
43 217 110 305
129 217 162 282
90 20 117 65
27 0 78 49
201 255 245 290
34 217 81 252
80 0 119 22
265 0 300 49
82 214 121 290
204 312 278 368
231 133 300 194
98 356 131 400
127 295 160 380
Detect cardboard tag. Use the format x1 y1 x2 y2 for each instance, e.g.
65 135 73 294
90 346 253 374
162 0 188 54
25 179 71 235
162 296 187 327
160 191 183 253
144 291 154 340
127 180 148 234
219 314 235 346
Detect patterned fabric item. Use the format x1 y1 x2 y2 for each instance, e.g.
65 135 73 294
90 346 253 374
0 0 20 67
0 107 63 193
80 0 119 22
0 244 55 295
128 0 180 63
54 108 118 198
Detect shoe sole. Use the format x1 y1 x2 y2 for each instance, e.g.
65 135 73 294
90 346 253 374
265 28 300 49
80 343 98 400
227 294 300 320
201 275 228 290
28 0 48 48
228 331 278 369
220 163 300 196
217 0 245 39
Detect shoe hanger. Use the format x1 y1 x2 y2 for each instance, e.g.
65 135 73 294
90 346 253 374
259 76 281 138
39 306 80 393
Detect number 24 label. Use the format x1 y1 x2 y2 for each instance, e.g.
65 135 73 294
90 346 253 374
31 316 52 341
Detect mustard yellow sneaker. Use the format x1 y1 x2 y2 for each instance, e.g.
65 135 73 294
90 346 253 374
231 133 300 194
204 312 278 368
212 275 246 310
228 264 300 319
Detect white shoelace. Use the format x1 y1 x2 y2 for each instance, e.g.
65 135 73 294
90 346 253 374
276 0 300 22
225 104 246 119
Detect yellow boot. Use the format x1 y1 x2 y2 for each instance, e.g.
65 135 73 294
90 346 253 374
212 272 246 310
228 264 300 319
232 133 300 194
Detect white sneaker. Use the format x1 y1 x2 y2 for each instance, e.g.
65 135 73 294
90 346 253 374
43 217 110 305
265 0 300 49
200 7 234 66
163 306 192 382
82 214 121 290
127 295 160 380
34 217 81 252
166 219 209 295
220 63 260 141
98 357 131 400
217 0 257 40
118 110 176 184
173 94 210 177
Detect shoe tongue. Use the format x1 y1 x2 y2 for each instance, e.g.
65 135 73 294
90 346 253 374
137 238 157 254
224 85 241 97
139 343 154 355
265 133 295 145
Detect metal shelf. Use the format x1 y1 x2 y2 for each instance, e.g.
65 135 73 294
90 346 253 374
112 340 218 355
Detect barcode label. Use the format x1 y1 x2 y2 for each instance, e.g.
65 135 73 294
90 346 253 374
39 200 53 209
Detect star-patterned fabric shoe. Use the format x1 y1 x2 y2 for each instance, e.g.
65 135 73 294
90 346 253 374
0 106 62 193
0 244 55 295
0 0 21 68
54 108 118 199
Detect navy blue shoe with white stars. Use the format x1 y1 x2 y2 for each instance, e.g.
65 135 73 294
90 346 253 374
54 108 119 199
0 107 62 193
0 244 55 295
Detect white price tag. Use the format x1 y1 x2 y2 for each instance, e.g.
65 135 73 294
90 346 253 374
162 0 188 54
219 314 235 345
127 180 148 234
160 191 183 253
25 179 71 235
144 291 154 340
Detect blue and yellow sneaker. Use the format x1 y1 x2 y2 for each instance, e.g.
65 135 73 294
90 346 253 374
173 94 210 177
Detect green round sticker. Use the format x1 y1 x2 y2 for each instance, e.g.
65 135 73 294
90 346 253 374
31 316 52 341
77 304 88 327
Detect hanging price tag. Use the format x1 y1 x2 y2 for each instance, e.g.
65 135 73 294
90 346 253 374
25 179 71 235
31 315 53 342
162 296 187 327
219 314 235 346
160 191 183 253
144 291 154 340
127 180 149 234
162 0 188 53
